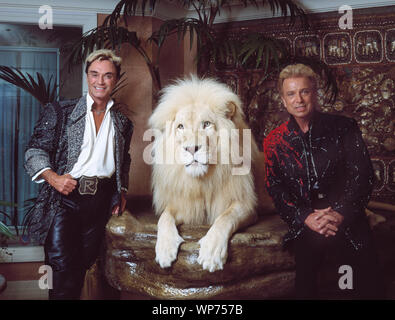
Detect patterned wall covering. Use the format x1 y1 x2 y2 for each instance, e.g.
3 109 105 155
207 6 395 204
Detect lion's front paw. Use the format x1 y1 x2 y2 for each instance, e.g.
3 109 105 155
155 233 184 269
197 232 228 272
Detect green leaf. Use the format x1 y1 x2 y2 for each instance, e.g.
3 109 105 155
0 221 14 239
0 66 57 105
103 0 159 27
66 25 141 67
0 201 18 208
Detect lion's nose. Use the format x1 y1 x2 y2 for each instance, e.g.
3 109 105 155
185 145 201 154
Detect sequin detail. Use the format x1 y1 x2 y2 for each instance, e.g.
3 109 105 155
24 96 133 244
263 112 374 250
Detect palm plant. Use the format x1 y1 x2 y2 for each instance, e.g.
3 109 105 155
0 221 14 240
0 199 37 246
66 0 310 93
0 203 17 251
0 66 58 105
0 67 57 246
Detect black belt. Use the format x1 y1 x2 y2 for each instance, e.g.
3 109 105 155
61 175 115 211
77 175 114 196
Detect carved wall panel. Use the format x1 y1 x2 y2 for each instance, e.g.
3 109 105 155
323 32 352 65
207 6 395 204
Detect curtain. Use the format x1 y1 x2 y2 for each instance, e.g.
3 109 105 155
0 48 58 226
0 51 17 225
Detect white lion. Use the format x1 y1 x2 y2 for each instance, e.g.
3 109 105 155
148 76 258 272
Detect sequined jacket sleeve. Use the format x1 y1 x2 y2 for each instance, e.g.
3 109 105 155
331 118 374 227
263 126 313 234
24 102 60 178
121 116 133 191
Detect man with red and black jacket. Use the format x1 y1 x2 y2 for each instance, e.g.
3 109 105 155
264 63 384 299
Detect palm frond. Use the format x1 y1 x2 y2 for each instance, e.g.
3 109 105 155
201 37 240 67
111 72 128 97
205 0 306 26
0 201 18 208
104 0 306 27
0 66 57 105
238 33 288 72
149 18 210 51
19 198 37 239
0 221 14 239
263 0 307 26
0 209 16 239
66 25 140 68
0 198 39 239
103 0 159 27
65 25 163 88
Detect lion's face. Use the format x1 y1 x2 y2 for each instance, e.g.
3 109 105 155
149 76 254 183
173 104 219 177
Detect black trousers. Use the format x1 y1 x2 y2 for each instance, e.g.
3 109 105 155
44 177 116 300
293 222 384 300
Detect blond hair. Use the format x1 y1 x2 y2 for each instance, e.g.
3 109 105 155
85 49 122 79
278 63 317 95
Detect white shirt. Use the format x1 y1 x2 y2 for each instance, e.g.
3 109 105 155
33 94 116 182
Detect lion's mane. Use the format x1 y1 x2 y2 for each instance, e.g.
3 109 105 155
149 76 258 226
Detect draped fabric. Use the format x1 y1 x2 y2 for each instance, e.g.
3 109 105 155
0 48 58 226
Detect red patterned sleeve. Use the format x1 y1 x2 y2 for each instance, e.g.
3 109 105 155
263 131 313 231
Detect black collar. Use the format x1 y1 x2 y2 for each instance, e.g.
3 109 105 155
287 111 325 137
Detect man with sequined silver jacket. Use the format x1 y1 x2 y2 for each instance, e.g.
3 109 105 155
264 64 384 299
24 50 133 299
24 97 133 245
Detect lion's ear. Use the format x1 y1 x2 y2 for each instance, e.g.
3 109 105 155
225 101 236 119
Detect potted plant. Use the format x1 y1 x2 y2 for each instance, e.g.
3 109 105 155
0 208 16 295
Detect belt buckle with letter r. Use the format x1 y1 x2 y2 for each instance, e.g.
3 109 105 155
78 175 98 195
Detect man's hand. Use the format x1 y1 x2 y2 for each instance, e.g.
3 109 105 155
40 169 77 195
304 207 344 237
314 207 344 237
112 191 127 216
304 208 335 235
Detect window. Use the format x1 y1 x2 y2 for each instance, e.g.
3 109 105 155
0 46 59 228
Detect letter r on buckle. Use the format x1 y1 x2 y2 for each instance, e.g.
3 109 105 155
78 176 98 195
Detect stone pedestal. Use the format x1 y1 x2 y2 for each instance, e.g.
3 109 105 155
104 198 395 299
104 204 295 299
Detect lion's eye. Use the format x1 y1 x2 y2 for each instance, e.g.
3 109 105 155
177 124 184 130
202 121 211 129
